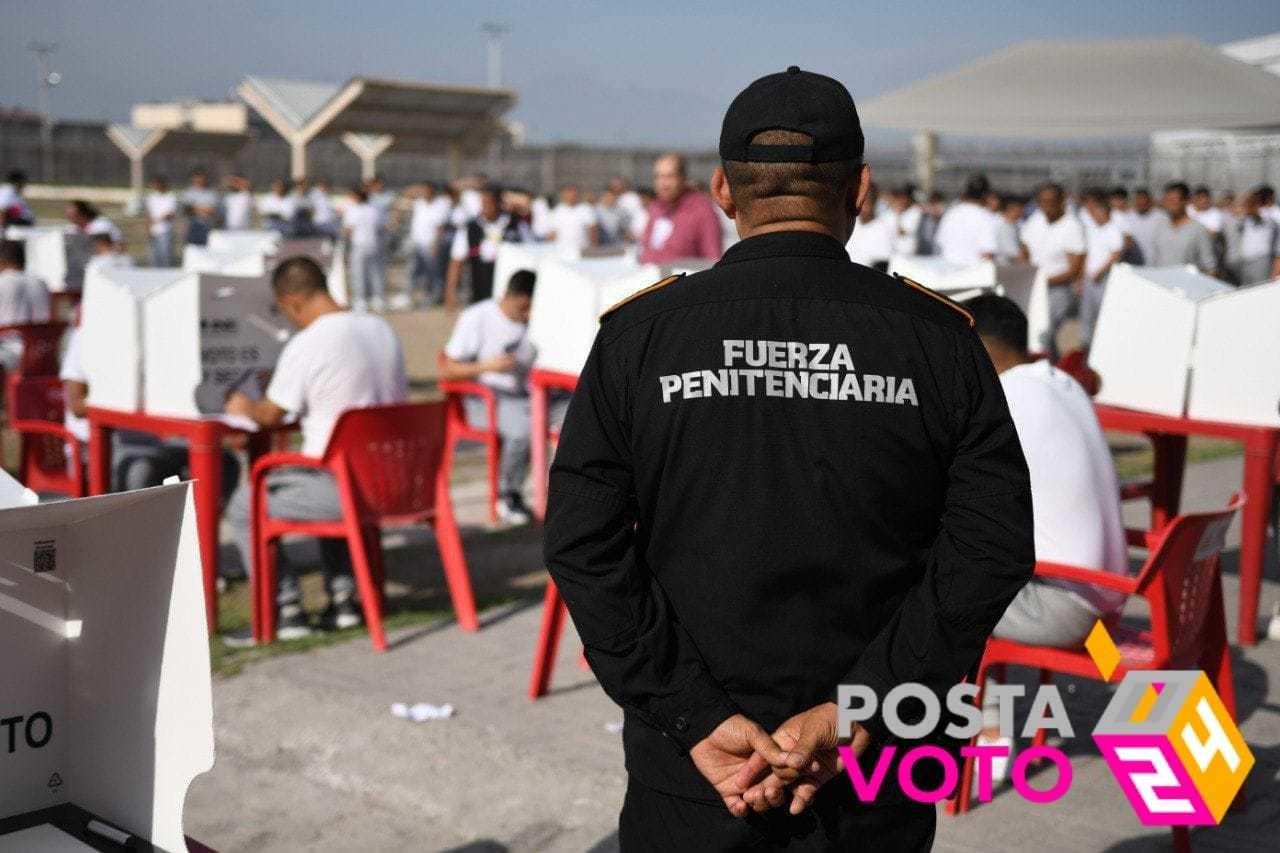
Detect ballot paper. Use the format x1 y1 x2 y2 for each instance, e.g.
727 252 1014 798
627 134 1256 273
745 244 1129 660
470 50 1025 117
1089 264 1232 417
0 483 212 851
0 824 95 852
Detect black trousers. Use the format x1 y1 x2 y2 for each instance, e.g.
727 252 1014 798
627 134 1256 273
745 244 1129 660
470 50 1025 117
618 775 936 852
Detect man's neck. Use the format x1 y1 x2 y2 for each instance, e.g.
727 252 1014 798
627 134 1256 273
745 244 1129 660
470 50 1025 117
737 220 844 241
297 298 343 329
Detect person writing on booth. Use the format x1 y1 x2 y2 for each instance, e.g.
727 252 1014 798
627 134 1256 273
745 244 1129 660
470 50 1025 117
224 257 408 641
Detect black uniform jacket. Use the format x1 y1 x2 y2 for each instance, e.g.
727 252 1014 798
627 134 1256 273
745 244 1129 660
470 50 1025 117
544 230 1034 801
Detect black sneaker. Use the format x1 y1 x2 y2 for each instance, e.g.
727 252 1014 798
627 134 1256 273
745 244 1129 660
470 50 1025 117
322 599 363 632
277 602 315 641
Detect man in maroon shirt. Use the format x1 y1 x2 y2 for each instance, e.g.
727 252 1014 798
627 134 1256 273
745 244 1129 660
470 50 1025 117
638 154 724 264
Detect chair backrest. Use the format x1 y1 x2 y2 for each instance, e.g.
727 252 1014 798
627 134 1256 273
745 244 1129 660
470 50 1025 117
323 401 449 518
1055 349 1100 397
1135 497 1242 666
7 374 65 424
0 322 69 376
7 374 77 493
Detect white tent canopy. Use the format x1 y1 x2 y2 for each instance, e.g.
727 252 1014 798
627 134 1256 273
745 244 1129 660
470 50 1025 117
236 76 517 179
860 36 1280 138
859 36 1280 190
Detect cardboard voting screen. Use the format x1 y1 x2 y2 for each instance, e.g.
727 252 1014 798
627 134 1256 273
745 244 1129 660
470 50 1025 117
81 266 291 416
80 267 189 412
181 245 266 277
268 239 347 307
206 229 279 256
1089 264 1232 417
886 255 1046 349
1187 279 1280 427
4 227 90 294
0 483 213 852
144 273 291 417
527 256 659 376
492 243 561 302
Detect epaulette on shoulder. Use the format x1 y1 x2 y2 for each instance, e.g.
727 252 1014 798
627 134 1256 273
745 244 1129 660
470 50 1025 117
893 273 974 327
599 273 685 323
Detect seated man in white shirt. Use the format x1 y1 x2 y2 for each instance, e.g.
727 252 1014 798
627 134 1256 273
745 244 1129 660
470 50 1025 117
965 294 1127 649
225 257 408 639
441 270 566 525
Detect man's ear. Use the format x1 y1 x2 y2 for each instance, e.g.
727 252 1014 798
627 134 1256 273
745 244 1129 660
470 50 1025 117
710 167 737 222
852 164 872 217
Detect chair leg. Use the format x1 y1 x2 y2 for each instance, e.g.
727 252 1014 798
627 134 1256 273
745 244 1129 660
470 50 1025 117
1171 827 1190 853
364 525 386 600
487 435 501 526
1030 669 1053 755
433 474 479 632
255 536 279 645
344 520 388 652
528 582 568 700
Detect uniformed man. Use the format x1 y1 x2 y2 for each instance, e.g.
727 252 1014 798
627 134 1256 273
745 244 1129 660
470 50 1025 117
544 67 1034 850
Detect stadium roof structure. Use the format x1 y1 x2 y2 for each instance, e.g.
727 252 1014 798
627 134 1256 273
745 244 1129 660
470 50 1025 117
236 75 518 179
860 36 1280 139
105 124 249 195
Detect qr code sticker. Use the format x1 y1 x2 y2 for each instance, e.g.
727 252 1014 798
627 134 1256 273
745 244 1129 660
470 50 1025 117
33 539 56 574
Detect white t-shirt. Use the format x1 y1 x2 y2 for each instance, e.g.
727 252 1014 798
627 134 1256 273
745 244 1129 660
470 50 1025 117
845 215 895 267
444 298 534 395
1022 213 1086 280
1189 206 1224 235
409 197 451 250
266 312 408 457
890 205 922 256
59 327 89 443
935 201 998 265
82 217 123 245
1084 217 1125 284
450 214 511 264
310 188 337 227
258 193 297 221
1000 360 1127 614
0 269 50 369
223 191 254 230
145 192 178 238
550 203 596 254
0 183 33 222
1237 215 1279 261
85 253 135 277
342 202 381 250
1128 209 1166 265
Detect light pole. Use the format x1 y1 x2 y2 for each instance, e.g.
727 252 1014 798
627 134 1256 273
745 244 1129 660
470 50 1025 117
480 22 510 88
27 41 60 181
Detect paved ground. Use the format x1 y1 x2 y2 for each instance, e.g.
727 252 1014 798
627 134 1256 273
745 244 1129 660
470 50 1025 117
183 451 1280 852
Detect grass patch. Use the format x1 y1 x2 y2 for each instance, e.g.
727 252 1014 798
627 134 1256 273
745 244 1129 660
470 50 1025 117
210 578 521 678
1110 435 1241 481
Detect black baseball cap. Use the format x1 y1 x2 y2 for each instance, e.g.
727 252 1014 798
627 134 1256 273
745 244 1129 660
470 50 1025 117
719 66 864 164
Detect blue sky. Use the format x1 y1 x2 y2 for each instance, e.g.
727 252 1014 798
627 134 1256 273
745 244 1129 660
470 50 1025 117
2 1 1278 146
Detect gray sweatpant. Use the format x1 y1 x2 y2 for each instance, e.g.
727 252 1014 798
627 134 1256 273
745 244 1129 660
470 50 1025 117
992 580 1099 648
1042 284 1079 357
463 391 569 495
349 244 387 304
226 467 354 607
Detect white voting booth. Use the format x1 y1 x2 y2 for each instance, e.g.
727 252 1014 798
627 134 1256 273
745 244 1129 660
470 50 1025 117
4 227 91 293
0 480 213 852
1088 264 1238 418
492 243 561 302
888 255 1047 349
1189 279 1280 426
81 266 291 417
527 256 660 376
192 235 348 306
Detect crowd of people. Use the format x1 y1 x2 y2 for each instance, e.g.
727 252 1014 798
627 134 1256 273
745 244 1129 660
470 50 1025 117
847 174 1280 351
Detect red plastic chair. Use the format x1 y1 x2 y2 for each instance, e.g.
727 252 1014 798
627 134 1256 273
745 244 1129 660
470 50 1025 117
248 401 479 651
1055 347 1100 397
6 374 85 497
0 321 69 376
950 496 1244 852
437 351 502 526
